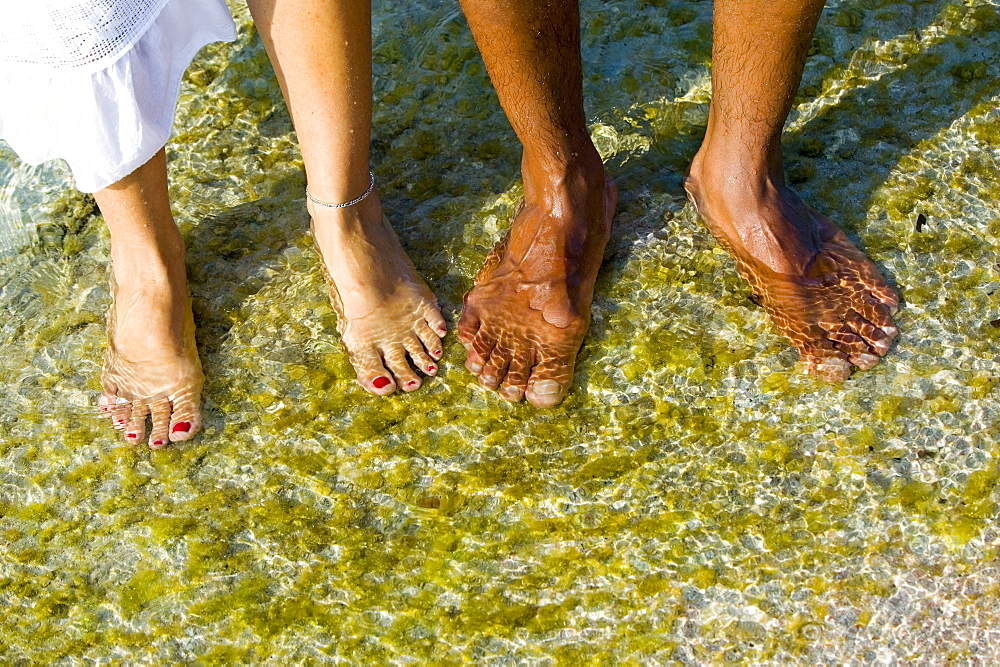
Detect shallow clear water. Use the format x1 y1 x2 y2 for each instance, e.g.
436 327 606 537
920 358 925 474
1 0 999 661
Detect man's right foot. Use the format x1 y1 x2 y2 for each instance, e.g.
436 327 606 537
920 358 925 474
685 147 899 381
309 190 447 395
458 156 616 408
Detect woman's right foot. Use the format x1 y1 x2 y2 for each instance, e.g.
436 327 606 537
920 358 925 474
99 230 203 449
309 189 447 395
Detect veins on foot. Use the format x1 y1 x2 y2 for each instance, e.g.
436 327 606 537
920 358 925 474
684 157 899 381
310 193 446 396
458 171 617 408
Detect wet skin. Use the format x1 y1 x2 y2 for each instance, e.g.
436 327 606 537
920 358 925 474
678 0 900 381
684 154 899 381
95 149 203 448
458 163 617 407
310 192 447 395
99 266 203 448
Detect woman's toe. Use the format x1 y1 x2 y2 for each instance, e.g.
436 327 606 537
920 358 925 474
168 400 200 443
351 346 397 395
125 401 149 444
383 344 421 391
403 334 437 376
415 321 444 360
148 399 171 449
424 308 448 338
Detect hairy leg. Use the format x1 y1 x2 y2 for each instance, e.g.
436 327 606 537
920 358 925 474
95 148 203 448
247 0 446 395
685 0 899 381
456 0 616 408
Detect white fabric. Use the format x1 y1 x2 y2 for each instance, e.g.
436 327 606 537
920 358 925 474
0 0 172 74
0 0 236 192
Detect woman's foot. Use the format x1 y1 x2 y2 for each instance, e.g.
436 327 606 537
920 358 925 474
98 231 203 448
685 147 899 381
310 190 446 395
94 149 203 448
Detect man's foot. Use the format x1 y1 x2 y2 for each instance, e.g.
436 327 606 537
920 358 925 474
99 242 204 449
684 151 899 381
310 191 446 395
458 162 617 408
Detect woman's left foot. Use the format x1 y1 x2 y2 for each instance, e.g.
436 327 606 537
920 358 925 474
310 190 446 395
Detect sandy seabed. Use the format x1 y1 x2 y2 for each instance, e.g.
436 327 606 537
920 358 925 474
1 0 999 661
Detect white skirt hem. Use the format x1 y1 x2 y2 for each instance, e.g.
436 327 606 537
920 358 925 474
0 0 236 193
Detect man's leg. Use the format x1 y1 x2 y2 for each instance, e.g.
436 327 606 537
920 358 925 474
96 148 203 448
685 0 899 380
456 0 616 407
247 0 447 395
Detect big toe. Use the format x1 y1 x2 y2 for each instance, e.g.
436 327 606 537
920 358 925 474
350 346 397 396
525 357 574 408
168 401 201 443
525 378 569 408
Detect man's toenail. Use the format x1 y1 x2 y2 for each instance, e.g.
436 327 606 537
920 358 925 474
373 376 391 389
533 380 562 395
172 422 191 433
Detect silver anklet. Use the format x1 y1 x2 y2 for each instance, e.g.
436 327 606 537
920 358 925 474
306 171 375 209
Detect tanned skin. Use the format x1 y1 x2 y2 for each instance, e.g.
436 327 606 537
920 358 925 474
685 0 899 381
456 0 617 408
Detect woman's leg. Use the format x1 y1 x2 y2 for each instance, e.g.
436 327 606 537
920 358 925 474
247 0 446 395
94 148 203 447
684 0 899 381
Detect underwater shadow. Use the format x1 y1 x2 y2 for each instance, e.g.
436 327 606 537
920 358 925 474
782 2 1000 233
183 174 310 381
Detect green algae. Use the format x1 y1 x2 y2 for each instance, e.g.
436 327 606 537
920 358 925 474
0 0 999 662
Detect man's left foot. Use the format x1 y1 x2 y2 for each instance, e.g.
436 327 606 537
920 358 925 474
685 147 899 381
458 160 616 407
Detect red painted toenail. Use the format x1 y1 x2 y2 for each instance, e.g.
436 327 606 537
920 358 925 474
434 350 442 356
373 376 391 389
172 422 191 433
126 432 137 439
407 380 418 386
152 440 163 446
427 365 436 372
